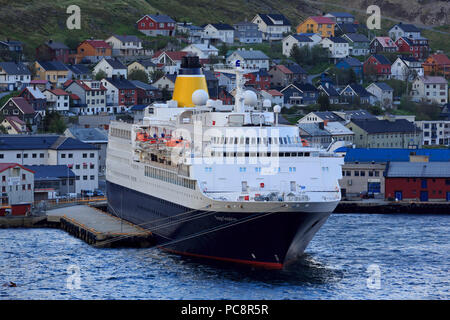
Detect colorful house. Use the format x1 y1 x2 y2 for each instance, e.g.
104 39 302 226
363 54 392 80
369 37 398 54
336 57 363 79
76 40 112 63
33 61 69 87
35 40 70 63
137 14 176 37
422 53 450 78
395 36 429 60
296 16 335 38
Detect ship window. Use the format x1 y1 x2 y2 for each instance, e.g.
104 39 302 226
304 152 310 157
283 137 288 144
234 138 238 144
279 137 283 144
251 137 256 144
298 152 303 157
285 152 291 157
245 138 250 144
279 152 284 157
240 137 245 144
287 137 292 144
268 137 272 144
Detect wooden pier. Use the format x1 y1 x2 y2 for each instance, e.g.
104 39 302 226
46 205 155 248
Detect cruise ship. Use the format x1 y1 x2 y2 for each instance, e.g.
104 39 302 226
106 56 344 269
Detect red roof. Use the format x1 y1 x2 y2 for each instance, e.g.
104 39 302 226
275 65 293 74
49 89 69 96
153 50 188 62
30 80 48 84
310 16 335 24
374 37 397 48
9 97 35 114
65 80 106 91
4 116 28 133
70 93 81 100
83 40 111 49
427 53 450 65
0 163 34 174
265 89 283 97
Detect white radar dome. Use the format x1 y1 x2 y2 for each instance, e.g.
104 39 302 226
244 90 258 106
273 105 281 113
192 89 209 106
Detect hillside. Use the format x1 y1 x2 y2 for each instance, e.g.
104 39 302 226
0 0 448 58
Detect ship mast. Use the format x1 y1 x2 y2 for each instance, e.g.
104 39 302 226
215 62 256 114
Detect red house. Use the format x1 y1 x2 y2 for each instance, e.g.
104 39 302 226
363 54 391 80
395 37 429 60
104 77 138 107
217 87 234 105
385 161 450 202
244 70 271 91
137 14 176 37
35 40 70 63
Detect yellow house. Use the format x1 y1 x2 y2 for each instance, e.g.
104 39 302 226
127 60 157 81
296 16 335 37
34 61 69 87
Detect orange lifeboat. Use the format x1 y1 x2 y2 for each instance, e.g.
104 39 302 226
301 139 310 147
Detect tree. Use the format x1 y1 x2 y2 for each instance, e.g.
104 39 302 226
41 112 66 134
95 70 107 81
219 43 228 57
128 69 149 84
150 70 165 83
318 94 330 110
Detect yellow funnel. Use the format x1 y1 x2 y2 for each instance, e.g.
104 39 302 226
172 56 209 108
172 75 208 107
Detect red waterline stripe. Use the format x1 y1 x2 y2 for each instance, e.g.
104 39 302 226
159 247 283 270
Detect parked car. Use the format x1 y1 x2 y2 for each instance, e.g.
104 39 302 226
94 189 105 197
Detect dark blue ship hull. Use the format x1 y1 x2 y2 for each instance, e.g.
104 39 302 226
107 181 330 269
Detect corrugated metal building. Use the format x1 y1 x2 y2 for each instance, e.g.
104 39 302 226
385 162 450 201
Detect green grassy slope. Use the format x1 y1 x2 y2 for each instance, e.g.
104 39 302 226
0 0 448 59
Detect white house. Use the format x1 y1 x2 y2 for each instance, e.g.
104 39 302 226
153 74 177 92
93 58 127 79
252 14 291 41
0 62 31 91
282 34 315 57
151 51 187 74
416 120 450 146
226 49 270 70
388 23 421 41
64 80 108 115
0 135 99 194
181 43 219 59
105 35 145 56
366 82 394 108
202 24 235 44
411 76 448 105
261 89 284 106
43 89 70 113
391 57 424 81
320 37 349 59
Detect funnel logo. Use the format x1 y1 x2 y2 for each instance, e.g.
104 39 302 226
235 60 241 67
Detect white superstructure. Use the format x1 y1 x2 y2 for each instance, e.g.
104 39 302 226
106 65 344 215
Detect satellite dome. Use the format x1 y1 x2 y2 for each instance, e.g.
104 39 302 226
244 90 257 106
273 105 281 113
192 89 209 106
